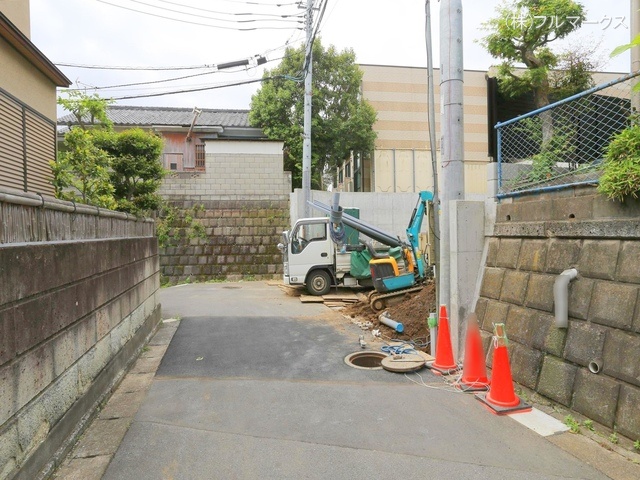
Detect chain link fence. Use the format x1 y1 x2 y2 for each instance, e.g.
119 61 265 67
496 71 640 198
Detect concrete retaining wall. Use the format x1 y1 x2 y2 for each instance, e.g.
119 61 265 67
158 145 291 284
0 187 161 480
476 187 640 441
159 199 289 284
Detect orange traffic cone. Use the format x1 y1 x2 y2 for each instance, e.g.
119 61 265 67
455 313 490 392
476 323 531 415
427 305 459 375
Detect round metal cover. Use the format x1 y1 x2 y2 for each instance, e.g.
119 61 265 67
381 354 425 373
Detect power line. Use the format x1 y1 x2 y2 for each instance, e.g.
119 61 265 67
96 0 304 30
109 75 283 100
128 0 304 23
55 62 214 71
61 55 287 95
54 38 304 72
303 0 327 73
153 0 305 18
64 68 219 91
180 0 301 6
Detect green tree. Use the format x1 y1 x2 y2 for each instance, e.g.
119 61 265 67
249 39 377 189
481 0 588 145
54 127 116 208
58 91 113 129
611 33 640 61
54 92 166 215
93 128 165 214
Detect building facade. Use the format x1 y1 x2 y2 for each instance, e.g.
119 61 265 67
337 64 625 199
0 5 70 195
335 64 489 199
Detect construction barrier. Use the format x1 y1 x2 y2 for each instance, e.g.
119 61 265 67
455 313 490 392
427 304 459 375
476 324 531 415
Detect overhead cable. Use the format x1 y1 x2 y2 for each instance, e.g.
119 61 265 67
96 0 303 30
128 0 304 23
109 75 284 100
153 0 305 18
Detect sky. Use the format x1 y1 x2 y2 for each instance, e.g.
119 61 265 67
28 0 634 116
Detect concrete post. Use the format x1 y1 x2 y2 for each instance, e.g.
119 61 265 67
449 201 485 358
438 0 465 319
302 0 313 217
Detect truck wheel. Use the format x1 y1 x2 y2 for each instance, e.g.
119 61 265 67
306 270 332 296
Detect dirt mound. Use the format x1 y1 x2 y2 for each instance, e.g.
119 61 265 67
343 282 436 344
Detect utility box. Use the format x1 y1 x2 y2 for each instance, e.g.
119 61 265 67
344 207 360 246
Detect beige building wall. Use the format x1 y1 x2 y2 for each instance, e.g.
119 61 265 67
0 35 58 121
360 64 490 198
0 0 30 37
1 4 69 195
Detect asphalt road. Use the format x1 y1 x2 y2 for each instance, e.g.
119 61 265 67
102 281 615 479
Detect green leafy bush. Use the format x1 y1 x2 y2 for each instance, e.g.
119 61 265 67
156 204 207 248
598 125 640 201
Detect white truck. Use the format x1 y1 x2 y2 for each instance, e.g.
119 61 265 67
277 192 434 310
278 216 371 296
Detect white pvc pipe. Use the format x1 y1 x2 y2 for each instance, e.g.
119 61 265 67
553 268 578 328
379 312 404 333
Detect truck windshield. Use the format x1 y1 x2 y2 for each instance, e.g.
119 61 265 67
291 222 326 254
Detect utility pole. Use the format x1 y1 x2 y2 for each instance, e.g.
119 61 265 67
425 1 439 307
633 0 640 73
438 0 465 312
632 0 640 112
302 0 313 217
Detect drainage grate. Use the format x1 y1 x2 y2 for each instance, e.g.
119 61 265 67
344 351 388 370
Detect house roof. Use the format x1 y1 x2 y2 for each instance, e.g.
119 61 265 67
58 105 252 128
0 11 70 87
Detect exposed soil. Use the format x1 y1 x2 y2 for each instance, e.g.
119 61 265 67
342 282 436 344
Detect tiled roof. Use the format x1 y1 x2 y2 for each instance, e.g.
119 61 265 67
58 105 251 128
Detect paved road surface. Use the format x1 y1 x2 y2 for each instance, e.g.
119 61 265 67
101 281 628 479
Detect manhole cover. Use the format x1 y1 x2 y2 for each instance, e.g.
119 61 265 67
381 354 425 373
344 351 388 370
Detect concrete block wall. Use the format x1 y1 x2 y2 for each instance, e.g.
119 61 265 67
159 150 291 201
160 199 289 284
476 187 640 442
290 189 435 239
0 188 161 480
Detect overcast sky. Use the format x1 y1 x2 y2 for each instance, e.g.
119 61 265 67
29 0 633 115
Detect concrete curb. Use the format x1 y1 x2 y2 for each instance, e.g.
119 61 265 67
51 319 179 480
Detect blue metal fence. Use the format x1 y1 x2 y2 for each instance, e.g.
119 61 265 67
496 71 640 198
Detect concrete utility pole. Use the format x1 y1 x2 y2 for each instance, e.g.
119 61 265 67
438 0 465 312
633 0 640 73
632 0 640 112
302 0 313 217
425 0 440 304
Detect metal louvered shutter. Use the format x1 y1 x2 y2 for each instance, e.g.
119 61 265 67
0 91 25 191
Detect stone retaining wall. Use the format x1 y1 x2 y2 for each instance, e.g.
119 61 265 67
159 199 289 284
0 187 161 480
476 187 640 442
